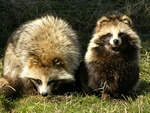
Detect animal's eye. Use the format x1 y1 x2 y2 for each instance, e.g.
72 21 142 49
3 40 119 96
106 33 112 37
100 33 112 40
34 79 42 85
47 80 56 85
53 58 63 67
119 32 126 37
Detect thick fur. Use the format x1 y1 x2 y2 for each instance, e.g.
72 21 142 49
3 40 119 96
0 15 81 98
76 14 141 99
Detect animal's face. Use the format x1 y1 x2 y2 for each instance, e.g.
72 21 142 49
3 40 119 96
95 24 132 53
91 14 141 53
20 55 75 96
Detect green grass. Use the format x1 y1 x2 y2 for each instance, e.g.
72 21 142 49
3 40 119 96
0 39 150 113
0 93 150 113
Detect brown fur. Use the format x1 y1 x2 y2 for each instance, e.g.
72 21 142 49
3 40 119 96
76 14 141 99
0 15 81 98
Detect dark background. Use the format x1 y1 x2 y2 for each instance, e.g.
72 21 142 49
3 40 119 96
0 0 149 49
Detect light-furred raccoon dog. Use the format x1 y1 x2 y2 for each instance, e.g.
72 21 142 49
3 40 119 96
0 15 81 98
76 14 141 100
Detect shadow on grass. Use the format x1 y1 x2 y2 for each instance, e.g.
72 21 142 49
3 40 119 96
0 96 16 112
0 94 25 112
137 80 150 95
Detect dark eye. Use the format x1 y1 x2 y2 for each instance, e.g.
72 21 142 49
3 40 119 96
100 33 112 41
34 79 42 85
47 80 56 85
106 33 112 38
119 32 126 37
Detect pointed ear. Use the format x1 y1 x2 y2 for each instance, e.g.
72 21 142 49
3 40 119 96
95 16 109 33
121 15 133 27
97 16 109 27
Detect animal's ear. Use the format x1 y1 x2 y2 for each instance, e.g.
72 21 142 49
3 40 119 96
27 55 39 69
121 15 133 27
97 16 109 27
95 16 109 32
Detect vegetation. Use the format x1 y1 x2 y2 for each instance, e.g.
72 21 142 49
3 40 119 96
0 0 150 112
0 0 149 47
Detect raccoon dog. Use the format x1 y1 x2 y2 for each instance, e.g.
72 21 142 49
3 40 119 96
76 14 141 99
0 15 81 98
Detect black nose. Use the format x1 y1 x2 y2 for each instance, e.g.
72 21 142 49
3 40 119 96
41 92 48 97
113 39 120 45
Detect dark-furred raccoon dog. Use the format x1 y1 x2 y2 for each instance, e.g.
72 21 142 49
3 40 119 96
0 15 81 98
76 14 141 100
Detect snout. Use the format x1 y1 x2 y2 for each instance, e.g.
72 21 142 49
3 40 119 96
113 39 120 45
39 85 51 97
41 92 48 97
110 38 122 47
